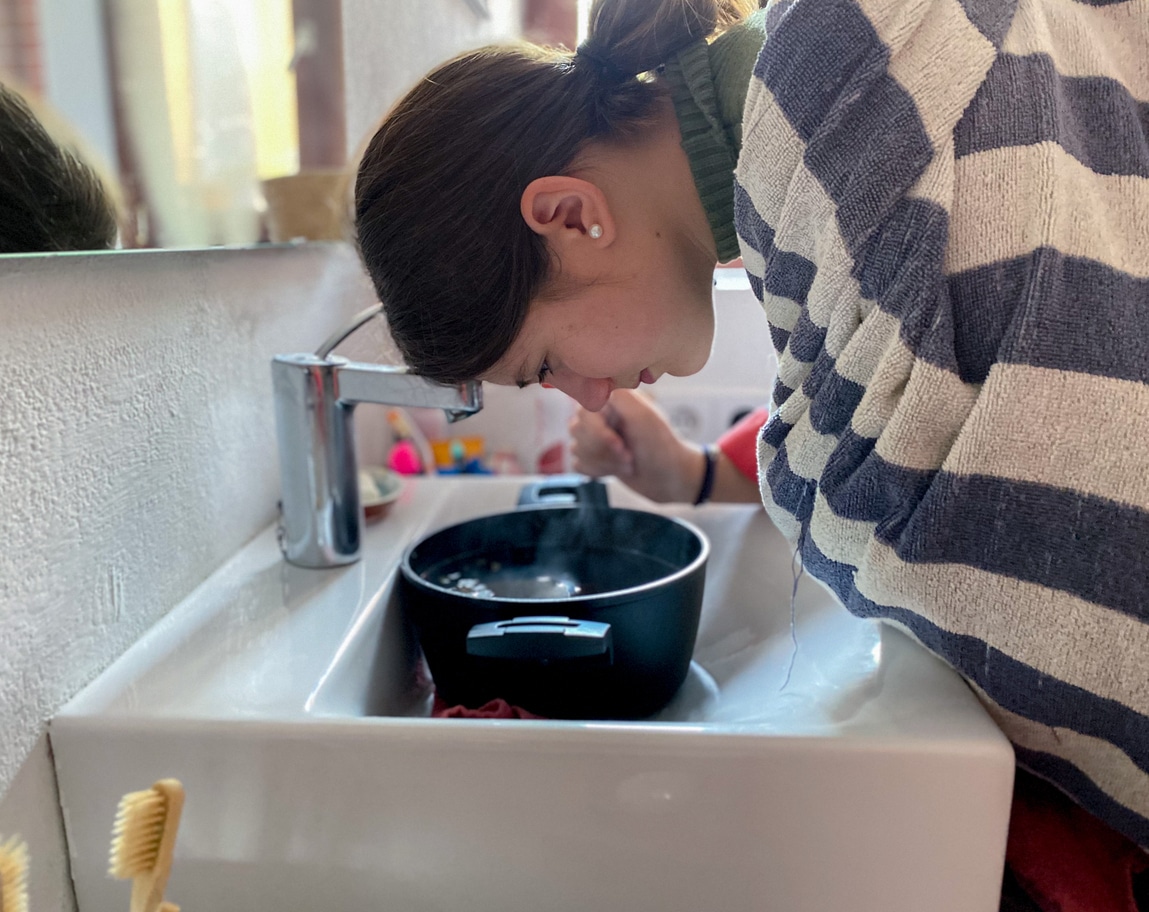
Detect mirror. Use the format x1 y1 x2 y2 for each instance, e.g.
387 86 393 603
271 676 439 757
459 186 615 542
0 0 583 255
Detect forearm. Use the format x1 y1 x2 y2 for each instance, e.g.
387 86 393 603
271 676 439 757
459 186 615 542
708 449 761 503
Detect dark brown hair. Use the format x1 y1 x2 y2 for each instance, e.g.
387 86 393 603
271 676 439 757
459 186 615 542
0 83 118 254
354 0 753 384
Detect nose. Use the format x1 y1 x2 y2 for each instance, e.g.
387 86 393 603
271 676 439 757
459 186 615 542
548 373 614 412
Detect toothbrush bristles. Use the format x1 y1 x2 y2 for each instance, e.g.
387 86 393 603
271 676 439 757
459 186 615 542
0 834 30 912
108 787 168 878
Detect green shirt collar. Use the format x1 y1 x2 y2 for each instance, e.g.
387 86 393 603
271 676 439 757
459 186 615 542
662 11 766 263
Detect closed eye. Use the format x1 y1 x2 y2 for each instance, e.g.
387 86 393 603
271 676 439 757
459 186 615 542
515 360 552 389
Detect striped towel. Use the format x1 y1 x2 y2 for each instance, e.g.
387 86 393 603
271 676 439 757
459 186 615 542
735 0 1149 846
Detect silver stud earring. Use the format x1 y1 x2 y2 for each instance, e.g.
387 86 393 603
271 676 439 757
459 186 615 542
588 224 603 239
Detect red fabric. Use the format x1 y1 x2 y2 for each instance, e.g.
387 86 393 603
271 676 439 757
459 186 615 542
432 696 545 719
1007 769 1148 912
537 441 567 475
716 406 769 483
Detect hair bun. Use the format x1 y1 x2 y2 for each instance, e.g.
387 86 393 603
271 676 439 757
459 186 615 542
574 41 629 86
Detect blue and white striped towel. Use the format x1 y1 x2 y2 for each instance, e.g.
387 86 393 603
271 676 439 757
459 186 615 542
736 0 1149 846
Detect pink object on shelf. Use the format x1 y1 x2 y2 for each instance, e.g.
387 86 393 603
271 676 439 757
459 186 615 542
388 440 424 475
536 441 566 475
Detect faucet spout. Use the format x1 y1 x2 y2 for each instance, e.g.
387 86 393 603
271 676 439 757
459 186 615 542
272 352 483 568
335 360 482 415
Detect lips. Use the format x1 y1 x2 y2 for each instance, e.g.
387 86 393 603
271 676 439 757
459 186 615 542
639 368 656 385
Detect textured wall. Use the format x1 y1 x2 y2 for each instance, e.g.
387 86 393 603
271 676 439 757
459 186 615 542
0 243 376 909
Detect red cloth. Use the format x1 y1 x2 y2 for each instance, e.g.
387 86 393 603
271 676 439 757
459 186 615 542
1007 769 1148 911
716 406 769 484
432 696 544 719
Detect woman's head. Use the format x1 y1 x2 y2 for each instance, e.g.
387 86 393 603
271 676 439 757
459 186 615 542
354 0 751 400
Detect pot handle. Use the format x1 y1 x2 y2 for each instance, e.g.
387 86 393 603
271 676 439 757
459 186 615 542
516 475 609 508
466 616 614 663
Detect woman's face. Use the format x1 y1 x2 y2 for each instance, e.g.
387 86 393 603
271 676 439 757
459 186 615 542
482 252 716 411
483 107 719 410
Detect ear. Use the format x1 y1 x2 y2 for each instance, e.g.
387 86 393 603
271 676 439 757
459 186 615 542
520 176 615 247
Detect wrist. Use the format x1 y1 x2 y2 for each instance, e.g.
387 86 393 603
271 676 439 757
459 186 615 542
692 444 718 506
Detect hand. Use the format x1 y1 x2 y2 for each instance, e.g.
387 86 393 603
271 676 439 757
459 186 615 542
568 389 705 503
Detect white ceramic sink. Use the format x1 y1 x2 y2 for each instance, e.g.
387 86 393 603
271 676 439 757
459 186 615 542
51 477 1013 912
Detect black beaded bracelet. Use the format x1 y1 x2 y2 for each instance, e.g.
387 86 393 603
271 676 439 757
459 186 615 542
693 444 718 506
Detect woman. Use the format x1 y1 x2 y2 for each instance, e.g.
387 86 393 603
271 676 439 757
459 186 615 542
355 0 1149 876
354 0 763 404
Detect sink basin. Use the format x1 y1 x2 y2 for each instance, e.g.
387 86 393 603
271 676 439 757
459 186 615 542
51 477 1013 912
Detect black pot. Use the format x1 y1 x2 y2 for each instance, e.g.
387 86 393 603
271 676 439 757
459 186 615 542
399 477 710 719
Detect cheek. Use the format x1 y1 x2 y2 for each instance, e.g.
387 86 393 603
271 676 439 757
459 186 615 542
570 309 666 372
647 282 714 376
561 334 639 378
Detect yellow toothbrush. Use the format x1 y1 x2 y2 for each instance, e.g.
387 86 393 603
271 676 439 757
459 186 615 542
108 779 184 912
0 834 29 912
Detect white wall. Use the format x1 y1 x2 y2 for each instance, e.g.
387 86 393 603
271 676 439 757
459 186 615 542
0 243 377 910
341 0 523 155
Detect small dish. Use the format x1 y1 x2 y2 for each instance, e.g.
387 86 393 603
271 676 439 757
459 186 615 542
359 466 403 523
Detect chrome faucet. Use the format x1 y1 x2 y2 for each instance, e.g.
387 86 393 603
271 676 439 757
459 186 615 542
272 304 483 568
